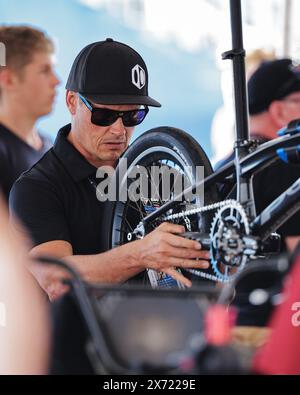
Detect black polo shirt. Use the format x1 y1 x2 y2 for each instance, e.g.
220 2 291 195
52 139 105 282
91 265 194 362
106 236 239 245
9 124 107 254
0 122 52 202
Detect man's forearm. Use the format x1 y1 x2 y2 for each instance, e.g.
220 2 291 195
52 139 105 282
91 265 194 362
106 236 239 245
29 239 144 300
65 240 143 284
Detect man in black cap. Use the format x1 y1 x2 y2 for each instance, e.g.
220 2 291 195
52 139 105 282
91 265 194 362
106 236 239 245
248 58 300 141
9 39 209 301
217 58 300 164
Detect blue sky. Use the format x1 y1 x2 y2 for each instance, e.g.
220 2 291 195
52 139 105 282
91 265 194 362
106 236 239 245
0 0 223 158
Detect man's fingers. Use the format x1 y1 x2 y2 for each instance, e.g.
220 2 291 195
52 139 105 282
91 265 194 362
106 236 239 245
177 258 210 269
162 267 192 288
157 222 185 234
166 245 210 260
155 257 210 269
165 232 205 250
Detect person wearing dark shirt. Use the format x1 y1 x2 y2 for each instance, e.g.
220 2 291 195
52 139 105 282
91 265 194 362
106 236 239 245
0 26 59 201
0 123 52 200
10 39 210 302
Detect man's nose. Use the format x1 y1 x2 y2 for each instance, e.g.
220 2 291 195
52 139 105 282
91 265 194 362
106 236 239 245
110 117 126 134
52 72 60 87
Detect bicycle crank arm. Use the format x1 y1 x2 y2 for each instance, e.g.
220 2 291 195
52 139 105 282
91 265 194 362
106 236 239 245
180 232 211 250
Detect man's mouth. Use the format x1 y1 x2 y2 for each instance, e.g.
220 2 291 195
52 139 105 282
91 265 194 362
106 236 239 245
103 142 126 149
104 141 126 145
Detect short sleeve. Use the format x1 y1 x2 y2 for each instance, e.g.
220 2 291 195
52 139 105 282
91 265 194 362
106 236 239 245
9 176 71 247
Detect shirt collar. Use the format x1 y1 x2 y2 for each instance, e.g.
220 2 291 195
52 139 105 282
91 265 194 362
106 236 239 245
53 124 97 182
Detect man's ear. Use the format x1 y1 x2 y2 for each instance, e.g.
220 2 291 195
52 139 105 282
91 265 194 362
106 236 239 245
0 68 19 91
268 100 287 129
65 90 78 115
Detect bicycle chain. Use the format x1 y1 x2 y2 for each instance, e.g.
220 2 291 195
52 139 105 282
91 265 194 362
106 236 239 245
163 199 238 222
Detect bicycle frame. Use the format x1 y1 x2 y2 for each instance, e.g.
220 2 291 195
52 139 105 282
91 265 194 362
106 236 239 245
136 0 300 246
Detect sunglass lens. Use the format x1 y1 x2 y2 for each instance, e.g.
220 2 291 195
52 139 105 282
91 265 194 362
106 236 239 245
91 109 118 126
123 109 147 126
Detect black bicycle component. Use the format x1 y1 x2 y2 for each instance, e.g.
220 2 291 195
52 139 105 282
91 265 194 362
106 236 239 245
230 254 290 327
256 233 281 255
278 118 300 136
180 232 211 250
277 145 300 164
251 177 300 241
225 0 256 220
225 0 249 145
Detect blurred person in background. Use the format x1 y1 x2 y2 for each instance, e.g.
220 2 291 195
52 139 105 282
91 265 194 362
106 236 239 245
0 25 60 201
0 196 49 374
211 48 276 166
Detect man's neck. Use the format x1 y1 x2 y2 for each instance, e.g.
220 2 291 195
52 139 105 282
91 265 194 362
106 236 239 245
0 105 42 150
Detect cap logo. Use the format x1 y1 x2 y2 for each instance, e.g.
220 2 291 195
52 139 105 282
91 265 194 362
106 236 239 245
131 64 145 90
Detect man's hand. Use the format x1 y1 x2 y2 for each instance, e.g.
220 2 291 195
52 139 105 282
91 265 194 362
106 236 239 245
136 222 210 287
29 260 70 302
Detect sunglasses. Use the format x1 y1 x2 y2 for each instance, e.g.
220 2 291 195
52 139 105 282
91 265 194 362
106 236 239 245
78 94 149 127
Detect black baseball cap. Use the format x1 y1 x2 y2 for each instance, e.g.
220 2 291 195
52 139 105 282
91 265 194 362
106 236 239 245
66 38 161 107
248 58 300 115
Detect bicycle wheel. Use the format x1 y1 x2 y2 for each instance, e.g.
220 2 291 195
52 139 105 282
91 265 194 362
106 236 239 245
102 126 219 286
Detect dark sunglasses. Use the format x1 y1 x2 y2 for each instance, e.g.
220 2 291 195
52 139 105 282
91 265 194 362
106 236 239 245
78 94 149 127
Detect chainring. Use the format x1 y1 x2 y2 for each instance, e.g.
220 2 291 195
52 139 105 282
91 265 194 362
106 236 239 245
210 201 250 282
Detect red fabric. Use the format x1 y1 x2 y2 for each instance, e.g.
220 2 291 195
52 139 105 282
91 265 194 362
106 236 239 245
253 256 300 375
